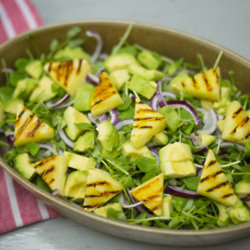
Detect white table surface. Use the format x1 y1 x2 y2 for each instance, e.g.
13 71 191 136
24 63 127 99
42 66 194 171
1 0 250 249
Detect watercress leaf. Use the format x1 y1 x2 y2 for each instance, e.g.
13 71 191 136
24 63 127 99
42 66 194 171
118 105 134 120
10 72 26 87
75 123 94 131
50 39 59 52
244 139 250 158
141 168 161 183
68 38 84 48
25 142 40 156
15 58 30 72
172 196 188 212
117 96 132 111
183 176 200 191
0 140 10 148
135 157 158 173
107 208 127 221
67 26 82 40
0 86 14 104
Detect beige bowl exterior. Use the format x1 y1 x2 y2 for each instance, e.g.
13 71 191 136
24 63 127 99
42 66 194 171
0 19 250 246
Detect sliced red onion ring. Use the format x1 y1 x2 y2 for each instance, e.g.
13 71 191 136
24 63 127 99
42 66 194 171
166 185 202 199
1 68 13 73
197 108 217 135
126 188 146 214
88 113 99 125
150 94 159 111
86 30 103 63
196 167 202 176
150 148 160 165
119 193 144 209
129 94 136 102
156 82 166 107
98 53 108 60
45 94 70 109
55 100 74 109
218 151 229 157
7 135 14 146
86 73 99 85
38 143 56 155
240 196 250 202
220 142 244 151
58 129 74 148
110 109 119 125
167 100 200 125
115 119 133 130
99 113 109 122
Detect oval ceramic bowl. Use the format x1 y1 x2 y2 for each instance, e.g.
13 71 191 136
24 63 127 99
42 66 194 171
0 20 250 247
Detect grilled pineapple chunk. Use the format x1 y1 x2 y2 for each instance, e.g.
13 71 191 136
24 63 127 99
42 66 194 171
222 101 250 145
197 150 237 206
131 100 166 149
172 68 220 101
130 174 164 216
44 59 92 96
33 155 68 194
83 168 123 211
14 104 54 147
91 72 123 117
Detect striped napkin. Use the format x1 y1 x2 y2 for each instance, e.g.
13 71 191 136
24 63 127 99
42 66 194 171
0 0 60 234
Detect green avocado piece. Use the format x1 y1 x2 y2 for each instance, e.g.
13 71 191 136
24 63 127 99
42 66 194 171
127 75 157 99
128 62 163 81
3 98 24 115
96 121 119 152
74 131 95 153
228 199 250 224
152 131 168 146
29 76 57 102
55 46 90 61
137 50 162 70
25 60 43 79
104 53 136 72
158 106 183 131
64 170 88 200
15 153 36 180
73 83 96 112
214 202 230 226
94 203 123 217
109 69 130 90
235 180 250 197
12 78 39 100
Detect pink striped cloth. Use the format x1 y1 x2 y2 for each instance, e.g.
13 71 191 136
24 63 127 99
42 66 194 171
0 0 60 234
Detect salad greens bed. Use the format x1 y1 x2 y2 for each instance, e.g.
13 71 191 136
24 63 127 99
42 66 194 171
0 25 250 230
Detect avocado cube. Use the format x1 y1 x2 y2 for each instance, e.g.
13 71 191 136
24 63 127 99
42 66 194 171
15 153 36 180
3 98 23 115
137 50 162 70
25 60 43 79
109 69 130 90
127 75 157 99
74 131 95 153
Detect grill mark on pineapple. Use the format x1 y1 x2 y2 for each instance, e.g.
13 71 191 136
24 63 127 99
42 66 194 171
26 119 42 137
181 81 186 88
64 61 73 87
83 203 102 209
191 77 199 90
143 194 160 202
48 62 53 72
230 116 248 135
86 181 110 188
47 178 55 185
245 132 250 139
134 125 153 129
34 155 57 169
213 68 220 84
15 113 35 140
131 177 161 195
203 73 213 92
205 160 217 168
134 117 164 122
199 170 223 183
17 110 25 122
85 190 120 198
232 107 243 118
151 204 162 212
42 166 55 176
206 181 229 193
239 116 249 127
76 59 83 74
137 108 156 114
222 193 234 199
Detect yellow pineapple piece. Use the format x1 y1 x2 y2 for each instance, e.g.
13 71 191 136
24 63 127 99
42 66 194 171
14 104 54 147
172 68 220 101
33 155 68 194
44 59 92 96
90 72 123 117
94 203 123 217
130 174 164 216
83 168 123 211
131 100 166 149
197 150 237 207
222 101 250 145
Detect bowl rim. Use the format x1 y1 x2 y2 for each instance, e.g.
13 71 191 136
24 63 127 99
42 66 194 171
1 18 250 244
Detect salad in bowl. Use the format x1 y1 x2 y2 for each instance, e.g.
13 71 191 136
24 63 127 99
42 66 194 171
0 24 250 232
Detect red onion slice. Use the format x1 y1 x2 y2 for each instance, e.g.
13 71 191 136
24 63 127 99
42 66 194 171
240 196 250 202
167 100 200 125
58 129 74 148
45 94 70 109
99 113 109 122
115 119 133 130
220 142 244 151
88 113 99 125
126 188 146 214
109 109 119 125
150 94 159 110
166 185 202 199
38 143 56 155
197 108 217 135
86 73 99 85
86 30 103 63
